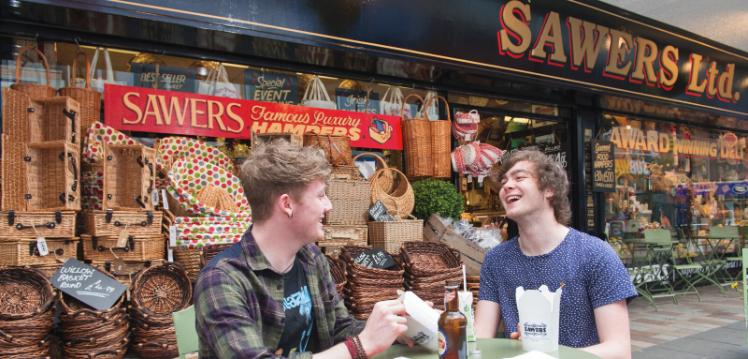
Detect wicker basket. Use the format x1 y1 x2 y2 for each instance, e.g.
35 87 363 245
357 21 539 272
401 94 432 178
103 143 156 210
90 259 155 288
401 241 462 277
0 210 76 237
82 210 162 237
59 51 102 134
29 96 80 145
370 168 414 219
430 117 452 178
81 234 166 262
318 225 368 258
0 237 78 266
353 152 393 192
172 246 202 283
1 89 33 211
10 46 56 101
326 255 347 296
24 141 80 211
324 178 370 225
200 242 233 267
368 217 423 254
0 267 56 319
304 134 353 166
0 267 56 358
131 262 192 315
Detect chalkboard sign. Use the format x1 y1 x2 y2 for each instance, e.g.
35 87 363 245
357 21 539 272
51 259 126 311
369 201 395 222
354 248 396 269
592 140 616 192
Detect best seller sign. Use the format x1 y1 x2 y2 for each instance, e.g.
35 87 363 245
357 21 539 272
104 84 402 150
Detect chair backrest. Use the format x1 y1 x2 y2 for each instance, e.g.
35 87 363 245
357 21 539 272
643 229 672 247
709 225 739 239
172 305 199 358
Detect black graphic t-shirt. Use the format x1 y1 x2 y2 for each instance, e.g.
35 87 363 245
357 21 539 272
277 258 316 356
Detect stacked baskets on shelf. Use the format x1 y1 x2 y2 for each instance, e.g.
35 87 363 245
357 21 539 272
157 137 252 283
340 246 404 320
1 47 82 276
130 263 192 359
0 267 56 358
400 241 463 311
58 282 129 358
368 164 423 254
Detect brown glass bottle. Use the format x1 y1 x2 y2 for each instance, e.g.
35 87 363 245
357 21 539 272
437 283 467 359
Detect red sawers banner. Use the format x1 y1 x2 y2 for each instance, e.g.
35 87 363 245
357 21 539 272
104 84 403 150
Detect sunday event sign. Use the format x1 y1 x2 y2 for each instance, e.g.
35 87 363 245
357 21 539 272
104 84 403 150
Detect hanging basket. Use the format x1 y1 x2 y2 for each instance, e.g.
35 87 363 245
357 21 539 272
401 94 432 178
11 46 56 101
370 167 414 218
131 262 192 315
429 95 452 178
167 158 250 217
59 50 102 134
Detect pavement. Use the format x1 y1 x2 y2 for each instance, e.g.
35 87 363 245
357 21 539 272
628 284 748 358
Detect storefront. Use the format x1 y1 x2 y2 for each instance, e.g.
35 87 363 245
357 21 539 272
1 0 746 258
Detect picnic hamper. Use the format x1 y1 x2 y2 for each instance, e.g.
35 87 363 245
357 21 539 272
103 143 156 210
82 209 162 237
81 234 166 263
324 176 370 225
28 96 80 145
319 224 368 258
0 237 78 266
0 210 76 237
368 216 423 254
24 140 81 211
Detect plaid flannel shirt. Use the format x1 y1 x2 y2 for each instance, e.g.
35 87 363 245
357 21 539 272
194 230 363 358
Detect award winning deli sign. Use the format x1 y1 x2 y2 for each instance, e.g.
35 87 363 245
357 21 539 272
104 84 402 150
610 126 746 160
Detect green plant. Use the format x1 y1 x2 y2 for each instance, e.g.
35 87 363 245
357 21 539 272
412 179 464 220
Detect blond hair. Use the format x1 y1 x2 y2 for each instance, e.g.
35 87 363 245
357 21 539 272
239 139 331 222
494 149 572 225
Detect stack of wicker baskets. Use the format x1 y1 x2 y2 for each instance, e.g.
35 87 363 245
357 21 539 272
1 47 83 276
0 267 56 358
130 263 192 359
326 255 347 297
401 241 463 311
367 165 422 254
58 291 129 358
467 275 480 310
340 246 404 320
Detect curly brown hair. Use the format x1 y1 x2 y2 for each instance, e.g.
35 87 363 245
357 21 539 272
239 139 331 223
494 149 571 225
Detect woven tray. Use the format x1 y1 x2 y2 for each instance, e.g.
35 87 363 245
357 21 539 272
0 267 55 320
401 241 462 277
131 263 192 315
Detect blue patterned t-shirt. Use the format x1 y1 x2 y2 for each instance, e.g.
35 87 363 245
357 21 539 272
479 228 636 347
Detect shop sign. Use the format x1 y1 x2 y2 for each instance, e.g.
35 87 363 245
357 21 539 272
610 126 746 160
94 0 748 116
244 70 298 104
130 63 197 93
104 84 402 150
592 140 615 192
51 259 127 311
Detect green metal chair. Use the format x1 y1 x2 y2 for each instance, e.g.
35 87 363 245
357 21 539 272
642 229 702 305
707 225 741 285
628 229 681 310
742 248 747 345
172 305 199 359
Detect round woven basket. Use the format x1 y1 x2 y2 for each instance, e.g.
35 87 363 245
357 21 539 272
131 263 192 316
0 267 55 320
352 152 393 191
370 168 414 218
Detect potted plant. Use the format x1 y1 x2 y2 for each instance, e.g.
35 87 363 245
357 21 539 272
412 179 464 220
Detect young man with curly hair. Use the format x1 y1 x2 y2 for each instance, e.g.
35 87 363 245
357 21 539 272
476 149 636 359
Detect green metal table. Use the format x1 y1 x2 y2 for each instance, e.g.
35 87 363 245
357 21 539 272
374 338 600 358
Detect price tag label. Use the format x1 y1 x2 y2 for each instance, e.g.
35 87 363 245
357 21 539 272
162 189 170 210
36 237 49 256
151 189 160 207
169 225 177 247
167 248 174 263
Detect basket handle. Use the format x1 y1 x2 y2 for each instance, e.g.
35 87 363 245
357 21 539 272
68 152 78 193
400 93 425 121
352 152 388 170
70 50 92 89
436 95 452 123
87 348 123 358
14 46 51 86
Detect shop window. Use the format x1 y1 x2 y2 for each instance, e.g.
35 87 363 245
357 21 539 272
600 113 748 263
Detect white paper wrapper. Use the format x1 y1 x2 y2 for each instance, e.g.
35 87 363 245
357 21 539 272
400 291 441 352
515 285 562 353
